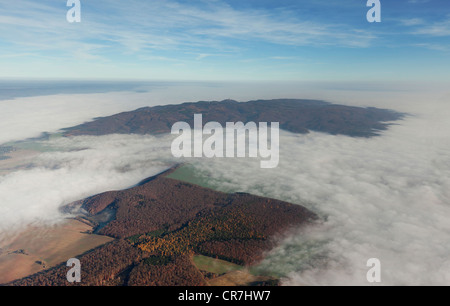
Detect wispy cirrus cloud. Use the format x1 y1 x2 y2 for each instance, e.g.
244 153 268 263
414 19 450 37
0 0 448 81
0 0 376 61
400 18 425 26
408 0 431 3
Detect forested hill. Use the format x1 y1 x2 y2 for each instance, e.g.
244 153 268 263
64 99 404 138
8 169 316 286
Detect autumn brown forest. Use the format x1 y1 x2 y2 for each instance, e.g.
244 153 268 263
7 168 317 286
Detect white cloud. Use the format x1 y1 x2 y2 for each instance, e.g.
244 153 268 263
182 88 450 285
1 82 449 285
0 134 175 241
0 91 155 145
414 19 450 37
0 0 377 63
400 18 425 26
408 0 431 3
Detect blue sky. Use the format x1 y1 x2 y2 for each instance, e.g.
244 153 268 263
0 0 449 81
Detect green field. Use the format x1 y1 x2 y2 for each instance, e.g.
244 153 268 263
166 164 219 190
4 132 64 152
192 255 244 275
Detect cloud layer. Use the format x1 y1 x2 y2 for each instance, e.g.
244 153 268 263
0 83 449 285
0 134 175 241
185 91 450 285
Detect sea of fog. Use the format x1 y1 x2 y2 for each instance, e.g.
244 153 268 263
0 80 449 285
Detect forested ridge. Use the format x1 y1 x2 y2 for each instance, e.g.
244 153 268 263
64 99 404 138
7 170 316 286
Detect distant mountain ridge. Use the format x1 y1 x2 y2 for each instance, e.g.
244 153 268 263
63 99 404 137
